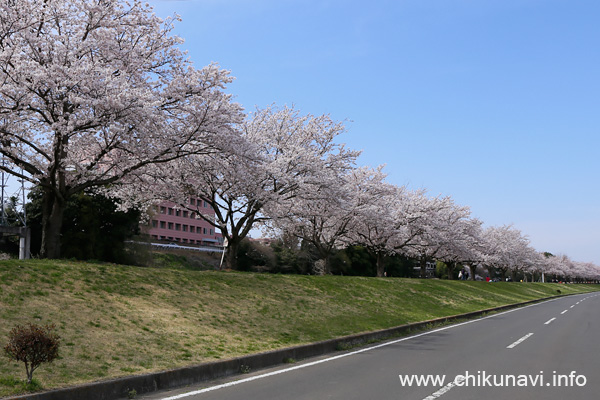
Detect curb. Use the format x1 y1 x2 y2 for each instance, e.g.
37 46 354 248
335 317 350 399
5 294 565 400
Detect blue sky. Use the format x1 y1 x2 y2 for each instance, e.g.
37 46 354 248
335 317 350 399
146 0 599 263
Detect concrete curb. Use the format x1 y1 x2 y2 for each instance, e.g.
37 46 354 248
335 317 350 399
5 294 565 400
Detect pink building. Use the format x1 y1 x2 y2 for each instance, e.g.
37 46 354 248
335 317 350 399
145 198 222 246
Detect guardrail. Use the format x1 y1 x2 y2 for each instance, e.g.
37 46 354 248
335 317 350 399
127 241 224 253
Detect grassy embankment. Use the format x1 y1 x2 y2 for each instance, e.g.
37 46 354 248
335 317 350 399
0 259 598 397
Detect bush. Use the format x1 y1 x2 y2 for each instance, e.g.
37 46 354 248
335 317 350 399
237 239 276 272
4 323 60 384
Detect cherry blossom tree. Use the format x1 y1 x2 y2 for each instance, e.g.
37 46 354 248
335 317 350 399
519 250 545 282
431 204 484 280
0 0 242 257
349 185 431 277
574 261 600 282
133 105 360 269
405 196 480 279
482 224 537 281
542 254 600 282
543 253 569 281
274 165 388 274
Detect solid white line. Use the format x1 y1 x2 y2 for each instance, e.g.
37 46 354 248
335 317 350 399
561 310 568 314
423 376 465 400
507 333 534 349
544 318 556 325
157 300 558 400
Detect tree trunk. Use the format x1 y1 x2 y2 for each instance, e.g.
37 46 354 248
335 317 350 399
468 264 477 281
316 246 332 275
322 255 331 275
376 252 385 277
40 189 66 259
447 261 456 280
419 257 427 279
26 363 34 384
500 269 507 281
223 236 240 270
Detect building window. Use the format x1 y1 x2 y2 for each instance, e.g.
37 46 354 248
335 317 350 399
160 206 166 214
160 221 166 229
190 198 196 206
190 226 195 233
203 227 207 234
210 229 213 235
183 225 188 232
190 212 195 219
175 209 181 217
168 222 174 230
152 220 158 228
183 211 188 218
175 224 181 231
168 208 174 216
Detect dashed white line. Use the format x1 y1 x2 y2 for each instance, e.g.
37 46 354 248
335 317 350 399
561 310 568 315
507 333 534 349
544 318 556 325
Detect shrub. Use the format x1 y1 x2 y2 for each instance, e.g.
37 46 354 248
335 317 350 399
4 323 60 384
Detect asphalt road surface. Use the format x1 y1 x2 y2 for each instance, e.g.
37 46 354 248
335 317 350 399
141 291 600 400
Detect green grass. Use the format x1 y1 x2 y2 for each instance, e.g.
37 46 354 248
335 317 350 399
0 376 43 397
0 259 598 397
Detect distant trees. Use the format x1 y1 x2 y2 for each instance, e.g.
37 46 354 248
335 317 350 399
25 187 140 262
0 196 26 254
542 254 599 282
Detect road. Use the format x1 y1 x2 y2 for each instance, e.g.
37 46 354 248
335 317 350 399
141 292 600 400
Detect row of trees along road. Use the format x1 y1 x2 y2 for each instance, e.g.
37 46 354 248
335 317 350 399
1 0 599 281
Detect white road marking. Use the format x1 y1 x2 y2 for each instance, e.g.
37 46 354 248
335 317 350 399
507 333 534 349
544 318 556 325
561 310 568 314
423 376 465 400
